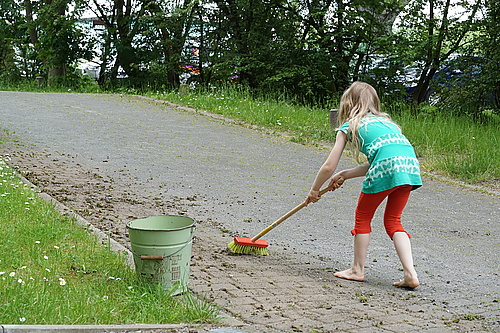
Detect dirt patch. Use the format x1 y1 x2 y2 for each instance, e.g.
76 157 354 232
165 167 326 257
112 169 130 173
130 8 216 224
473 178 500 194
2 148 191 245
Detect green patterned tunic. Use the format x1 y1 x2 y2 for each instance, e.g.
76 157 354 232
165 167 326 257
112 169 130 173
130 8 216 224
338 115 422 194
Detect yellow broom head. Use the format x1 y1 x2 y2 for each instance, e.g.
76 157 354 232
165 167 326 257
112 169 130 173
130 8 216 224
227 237 269 255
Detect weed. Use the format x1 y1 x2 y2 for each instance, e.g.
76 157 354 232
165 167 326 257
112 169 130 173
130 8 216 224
463 313 483 321
356 293 370 303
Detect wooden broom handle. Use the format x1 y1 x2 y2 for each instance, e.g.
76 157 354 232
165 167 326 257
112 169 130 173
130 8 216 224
250 178 344 242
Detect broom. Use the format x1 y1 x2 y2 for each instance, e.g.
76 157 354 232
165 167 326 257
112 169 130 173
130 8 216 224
228 178 344 255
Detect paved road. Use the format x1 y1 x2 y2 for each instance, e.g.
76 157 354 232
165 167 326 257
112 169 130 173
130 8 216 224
1 91 498 332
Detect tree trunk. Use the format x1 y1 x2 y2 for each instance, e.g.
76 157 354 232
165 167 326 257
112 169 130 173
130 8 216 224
24 0 39 45
45 0 68 80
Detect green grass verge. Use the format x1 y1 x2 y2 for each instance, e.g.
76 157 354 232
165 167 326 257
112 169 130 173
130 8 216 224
0 158 219 325
392 107 499 183
150 87 334 144
149 87 499 184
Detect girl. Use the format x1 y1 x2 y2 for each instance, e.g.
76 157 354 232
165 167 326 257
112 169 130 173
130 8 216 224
305 81 421 288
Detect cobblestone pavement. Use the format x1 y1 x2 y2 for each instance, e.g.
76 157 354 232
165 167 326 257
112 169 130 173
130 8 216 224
0 91 498 332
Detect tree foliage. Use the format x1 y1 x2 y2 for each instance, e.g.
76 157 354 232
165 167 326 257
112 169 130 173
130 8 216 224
394 0 483 105
0 0 496 112
0 0 23 81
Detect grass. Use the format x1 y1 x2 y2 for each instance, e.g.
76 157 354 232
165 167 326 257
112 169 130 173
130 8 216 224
150 86 334 144
393 109 499 183
0 75 102 94
150 86 499 185
0 158 220 325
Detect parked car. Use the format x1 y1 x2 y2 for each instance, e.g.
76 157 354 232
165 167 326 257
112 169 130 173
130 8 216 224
431 56 499 108
365 55 498 109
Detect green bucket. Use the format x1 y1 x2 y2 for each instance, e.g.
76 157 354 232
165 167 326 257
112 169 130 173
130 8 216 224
127 215 195 295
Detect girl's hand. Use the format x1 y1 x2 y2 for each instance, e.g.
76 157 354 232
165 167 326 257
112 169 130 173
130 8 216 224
329 172 345 190
305 189 321 206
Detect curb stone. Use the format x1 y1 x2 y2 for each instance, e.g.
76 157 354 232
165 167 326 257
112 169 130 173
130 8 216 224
0 325 249 333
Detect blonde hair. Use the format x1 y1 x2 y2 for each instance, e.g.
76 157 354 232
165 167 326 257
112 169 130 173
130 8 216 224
337 81 397 163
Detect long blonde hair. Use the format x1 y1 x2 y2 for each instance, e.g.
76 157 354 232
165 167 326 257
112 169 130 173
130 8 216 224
337 81 396 163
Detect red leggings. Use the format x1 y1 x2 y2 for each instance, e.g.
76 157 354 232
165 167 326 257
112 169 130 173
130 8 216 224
352 185 412 239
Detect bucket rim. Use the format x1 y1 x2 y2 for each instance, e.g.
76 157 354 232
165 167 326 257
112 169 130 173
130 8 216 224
126 215 196 232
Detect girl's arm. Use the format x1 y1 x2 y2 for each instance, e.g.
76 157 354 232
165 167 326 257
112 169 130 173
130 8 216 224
329 163 369 187
305 131 347 205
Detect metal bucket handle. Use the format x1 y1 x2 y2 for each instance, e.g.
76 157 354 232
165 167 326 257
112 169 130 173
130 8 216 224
131 227 195 261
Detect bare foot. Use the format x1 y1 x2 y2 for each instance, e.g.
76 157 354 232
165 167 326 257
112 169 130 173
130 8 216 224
333 268 364 282
393 277 420 289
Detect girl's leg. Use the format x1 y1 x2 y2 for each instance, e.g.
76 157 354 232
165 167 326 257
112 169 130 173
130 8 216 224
392 232 419 288
383 185 412 238
334 233 370 281
334 190 388 281
383 185 419 288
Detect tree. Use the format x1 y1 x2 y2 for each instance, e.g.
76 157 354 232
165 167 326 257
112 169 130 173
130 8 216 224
481 0 500 109
88 0 196 87
90 0 144 81
190 0 409 101
270 0 410 95
432 0 500 115
395 0 483 104
0 0 24 81
206 0 276 88
146 0 197 86
7 0 490 111
39 0 86 78
10 0 88 82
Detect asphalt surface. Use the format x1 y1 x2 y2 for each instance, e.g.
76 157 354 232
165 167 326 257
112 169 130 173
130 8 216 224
0 91 498 332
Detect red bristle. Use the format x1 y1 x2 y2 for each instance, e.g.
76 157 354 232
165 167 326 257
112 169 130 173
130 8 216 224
233 237 268 248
